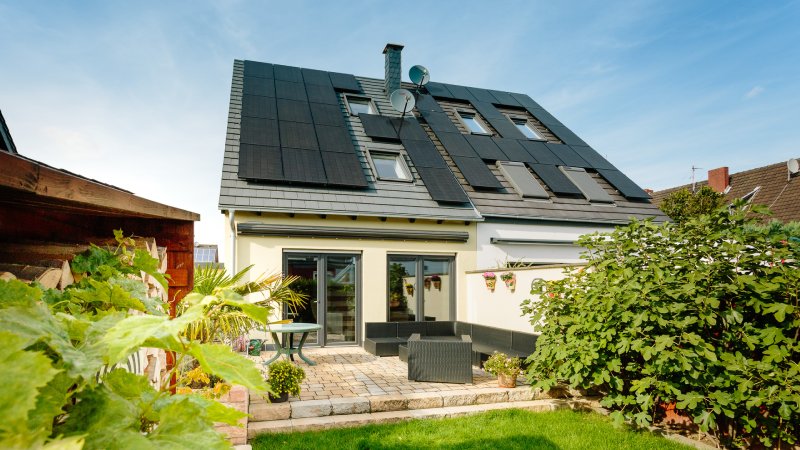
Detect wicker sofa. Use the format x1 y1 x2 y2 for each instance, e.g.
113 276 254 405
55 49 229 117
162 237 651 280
363 321 538 366
406 333 473 383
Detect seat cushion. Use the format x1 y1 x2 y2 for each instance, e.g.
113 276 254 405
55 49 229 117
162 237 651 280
425 321 455 337
366 322 399 339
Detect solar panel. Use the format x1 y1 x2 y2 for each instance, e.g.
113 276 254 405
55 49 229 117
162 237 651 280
391 118 430 141
549 125 588 146
402 139 447 169
240 117 279 147
276 98 312 123
282 148 327 184
520 140 563 165
529 164 583 196
415 166 470 203
560 167 614 203
273 64 303 82
467 87 497 104
301 68 332 86
274 80 308 102
359 114 398 141
419 111 460 133
570 145 615 170
443 84 476 102
414 94 444 112
510 93 542 110
464 134 507 161
329 72 362 92
321 151 368 187
497 161 549 198
492 138 535 163
238 144 282 180
279 121 318 149
309 102 346 127
305 83 339 105
243 61 273 79
243 77 275 97
241 95 277 119
436 132 478 157
424 82 453 98
597 169 651 199
451 156 503 189
483 115 527 140
471 101 504 119
315 124 353 153
525 107 560 127
488 90 521 107
545 143 589 167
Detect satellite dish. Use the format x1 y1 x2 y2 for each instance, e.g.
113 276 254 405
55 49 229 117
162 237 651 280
390 89 416 115
788 158 800 175
409 65 430 86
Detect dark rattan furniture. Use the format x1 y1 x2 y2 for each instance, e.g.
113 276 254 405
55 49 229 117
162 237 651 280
407 334 473 383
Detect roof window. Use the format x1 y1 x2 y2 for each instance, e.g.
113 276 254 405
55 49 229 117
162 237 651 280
497 161 550 199
511 118 544 140
457 112 490 134
346 96 376 116
369 151 412 182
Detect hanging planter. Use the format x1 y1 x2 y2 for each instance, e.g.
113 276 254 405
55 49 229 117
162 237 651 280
405 283 415 295
482 272 496 291
431 274 442 290
500 272 516 291
424 277 431 290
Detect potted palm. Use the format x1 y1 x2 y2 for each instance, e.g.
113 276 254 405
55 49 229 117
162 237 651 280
267 359 306 403
483 352 522 388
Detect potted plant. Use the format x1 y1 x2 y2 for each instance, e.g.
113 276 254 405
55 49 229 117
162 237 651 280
482 272 497 291
483 352 522 388
500 272 516 291
267 359 306 403
431 274 442 290
405 282 414 295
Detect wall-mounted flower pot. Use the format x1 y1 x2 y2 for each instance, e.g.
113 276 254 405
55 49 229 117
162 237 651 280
424 278 431 289
485 278 496 291
405 285 414 295
433 280 441 290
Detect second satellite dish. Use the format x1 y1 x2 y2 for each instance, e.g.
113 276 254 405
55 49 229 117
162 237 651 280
409 65 430 86
390 89 416 115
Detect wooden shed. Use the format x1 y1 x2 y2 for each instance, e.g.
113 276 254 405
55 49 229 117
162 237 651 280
0 149 200 309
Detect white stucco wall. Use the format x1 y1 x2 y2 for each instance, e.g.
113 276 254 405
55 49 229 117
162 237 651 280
225 212 477 342
476 221 614 268
464 264 583 333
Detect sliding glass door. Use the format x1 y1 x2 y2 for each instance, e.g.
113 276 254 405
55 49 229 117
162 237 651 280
387 255 454 322
285 253 360 346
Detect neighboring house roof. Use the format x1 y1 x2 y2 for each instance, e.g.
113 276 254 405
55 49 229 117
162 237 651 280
651 159 800 223
219 51 666 225
0 109 18 154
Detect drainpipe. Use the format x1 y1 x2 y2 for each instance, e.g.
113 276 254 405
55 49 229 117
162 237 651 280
229 209 237 273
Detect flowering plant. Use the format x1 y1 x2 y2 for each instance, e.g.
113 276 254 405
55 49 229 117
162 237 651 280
500 272 514 281
482 272 496 280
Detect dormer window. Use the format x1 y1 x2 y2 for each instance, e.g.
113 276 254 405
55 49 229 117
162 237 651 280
457 112 490 134
511 118 544 140
346 96 376 116
368 150 412 182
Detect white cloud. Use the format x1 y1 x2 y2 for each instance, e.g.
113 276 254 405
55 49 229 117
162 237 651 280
745 85 765 99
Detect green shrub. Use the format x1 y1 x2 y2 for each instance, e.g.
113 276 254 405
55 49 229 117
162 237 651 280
522 203 800 448
267 359 306 397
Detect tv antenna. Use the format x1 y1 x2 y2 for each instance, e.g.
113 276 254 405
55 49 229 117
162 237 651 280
691 165 703 192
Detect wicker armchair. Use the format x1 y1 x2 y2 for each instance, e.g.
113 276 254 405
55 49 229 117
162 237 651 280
407 333 473 384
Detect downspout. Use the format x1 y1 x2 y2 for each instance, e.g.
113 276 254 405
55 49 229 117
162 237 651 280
229 209 237 273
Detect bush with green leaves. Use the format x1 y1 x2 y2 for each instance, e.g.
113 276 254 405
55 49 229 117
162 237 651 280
267 359 306 397
658 185 725 223
522 203 799 449
0 232 272 449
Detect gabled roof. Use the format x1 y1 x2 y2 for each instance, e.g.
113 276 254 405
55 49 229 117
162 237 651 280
651 159 800 223
218 58 666 224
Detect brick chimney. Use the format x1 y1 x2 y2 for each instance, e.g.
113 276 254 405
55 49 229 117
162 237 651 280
383 43 404 97
708 166 730 193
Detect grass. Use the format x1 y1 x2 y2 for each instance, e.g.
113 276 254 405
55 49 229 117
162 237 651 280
251 408 691 449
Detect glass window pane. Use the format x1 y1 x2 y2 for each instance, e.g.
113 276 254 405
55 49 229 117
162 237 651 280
325 256 357 344
460 113 488 134
388 257 417 322
422 259 451 321
286 255 319 345
372 153 410 180
513 119 543 140
348 98 373 115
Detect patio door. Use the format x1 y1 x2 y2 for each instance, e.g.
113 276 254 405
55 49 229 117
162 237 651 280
387 255 454 322
284 253 360 346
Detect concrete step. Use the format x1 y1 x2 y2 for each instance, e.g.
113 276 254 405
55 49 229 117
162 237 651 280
248 398 600 438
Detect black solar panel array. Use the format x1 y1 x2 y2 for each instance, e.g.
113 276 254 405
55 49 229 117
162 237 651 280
420 83 650 200
237 61 367 188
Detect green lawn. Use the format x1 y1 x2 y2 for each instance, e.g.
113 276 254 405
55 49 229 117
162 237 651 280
251 409 690 450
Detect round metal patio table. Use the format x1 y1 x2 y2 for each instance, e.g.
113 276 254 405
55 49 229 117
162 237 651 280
262 323 322 366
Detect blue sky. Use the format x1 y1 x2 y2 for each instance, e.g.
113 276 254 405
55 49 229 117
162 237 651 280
1 1 799 250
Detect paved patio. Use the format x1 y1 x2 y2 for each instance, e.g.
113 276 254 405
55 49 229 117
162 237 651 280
251 346 523 401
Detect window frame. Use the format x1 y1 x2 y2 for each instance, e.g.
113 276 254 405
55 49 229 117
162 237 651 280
386 254 456 322
345 95 377 116
508 115 545 141
366 149 414 183
456 111 491 135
